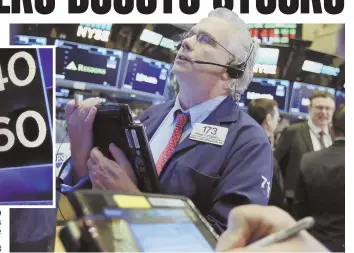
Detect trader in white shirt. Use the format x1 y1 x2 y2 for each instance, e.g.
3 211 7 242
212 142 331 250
274 90 335 212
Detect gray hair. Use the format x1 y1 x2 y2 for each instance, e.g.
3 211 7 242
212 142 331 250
208 8 259 101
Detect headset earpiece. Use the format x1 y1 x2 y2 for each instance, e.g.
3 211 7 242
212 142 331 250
225 62 247 79
225 42 254 79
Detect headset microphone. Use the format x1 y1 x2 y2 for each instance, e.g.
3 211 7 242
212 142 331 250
193 42 255 80
194 61 246 79
193 60 246 79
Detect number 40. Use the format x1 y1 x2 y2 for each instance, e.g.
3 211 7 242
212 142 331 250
0 51 36 91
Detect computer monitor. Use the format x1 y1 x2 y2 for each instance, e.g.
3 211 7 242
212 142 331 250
0 48 53 204
335 90 345 107
296 49 344 87
289 82 335 115
55 39 123 87
13 35 47 45
253 44 291 79
239 78 290 111
121 52 171 97
38 48 54 89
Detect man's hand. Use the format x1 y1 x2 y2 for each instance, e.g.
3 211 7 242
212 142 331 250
87 143 140 194
216 205 329 252
65 97 100 179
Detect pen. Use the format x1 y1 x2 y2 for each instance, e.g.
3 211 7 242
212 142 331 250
246 217 315 248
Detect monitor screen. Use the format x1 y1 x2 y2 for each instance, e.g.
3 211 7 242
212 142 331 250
0 48 53 203
253 47 280 76
55 39 123 87
296 49 344 87
253 45 291 79
248 24 299 44
289 82 335 115
335 90 345 107
121 52 171 97
130 223 213 252
239 78 290 111
13 35 47 46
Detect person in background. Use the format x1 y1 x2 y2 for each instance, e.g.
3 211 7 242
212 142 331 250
247 98 286 210
63 8 273 234
274 90 335 212
293 105 345 252
216 205 328 252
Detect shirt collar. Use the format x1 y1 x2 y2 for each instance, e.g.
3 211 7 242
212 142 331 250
308 118 329 135
171 94 228 125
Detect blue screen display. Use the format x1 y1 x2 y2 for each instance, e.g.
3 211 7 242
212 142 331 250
239 78 290 111
121 53 170 96
55 39 123 87
0 48 53 204
335 90 345 107
289 82 335 115
13 35 47 46
38 48 53 89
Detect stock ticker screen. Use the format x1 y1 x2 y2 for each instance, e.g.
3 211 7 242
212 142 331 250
0 48 53 203
55 39 123 87
121 52 170 96
248 24 298 45
13 35 48 46
289 82 335 115
239 78 290 111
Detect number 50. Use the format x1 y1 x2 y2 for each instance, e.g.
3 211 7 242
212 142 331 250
0 111 47 152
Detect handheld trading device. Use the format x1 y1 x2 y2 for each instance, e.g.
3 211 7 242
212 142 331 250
92 102 160 193
59 190 218 252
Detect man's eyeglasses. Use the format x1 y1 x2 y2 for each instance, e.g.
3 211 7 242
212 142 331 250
312 105 335 111
179 30 236 58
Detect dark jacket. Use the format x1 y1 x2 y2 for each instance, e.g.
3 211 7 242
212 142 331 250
268 157 286 210
274 122 314 198
64 96 274 234
293 140 345 252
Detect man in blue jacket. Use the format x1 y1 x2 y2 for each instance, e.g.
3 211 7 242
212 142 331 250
64 8 273 234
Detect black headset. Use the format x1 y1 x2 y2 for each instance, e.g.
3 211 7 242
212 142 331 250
193 42 255 79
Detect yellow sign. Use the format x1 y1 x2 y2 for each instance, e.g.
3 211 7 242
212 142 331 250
113 195 151 209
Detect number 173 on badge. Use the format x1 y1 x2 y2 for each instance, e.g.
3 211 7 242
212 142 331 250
189 123 228 146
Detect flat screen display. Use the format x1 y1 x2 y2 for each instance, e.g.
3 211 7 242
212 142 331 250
13 35 47 46
130 223 213 252
248 24 298 44
295 49 344 87
55 39 123 87
289 82 335 115
239 78 290 111
0 48 53 203
253 45 291 79
121 52 170 97
335 90 345 107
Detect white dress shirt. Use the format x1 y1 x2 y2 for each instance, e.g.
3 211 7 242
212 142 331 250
149 95 228 163
308 119 333 151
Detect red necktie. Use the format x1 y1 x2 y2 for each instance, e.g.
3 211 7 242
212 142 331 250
155 111 190 175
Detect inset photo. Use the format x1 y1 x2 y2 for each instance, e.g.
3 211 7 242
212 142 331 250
0 47 54 206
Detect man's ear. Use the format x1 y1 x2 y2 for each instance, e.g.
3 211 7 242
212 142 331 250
265 113 272 124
